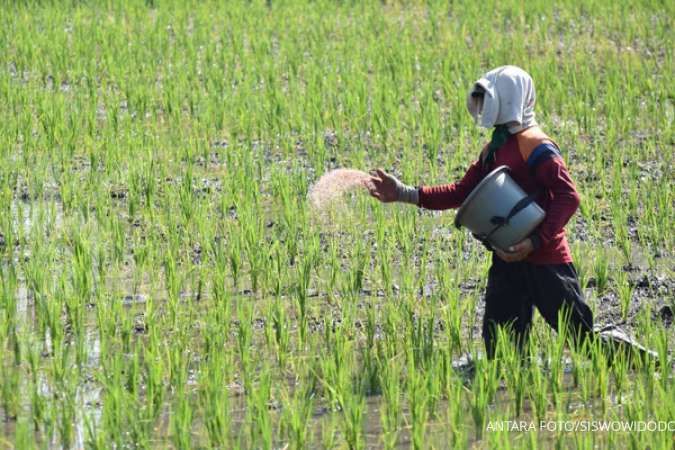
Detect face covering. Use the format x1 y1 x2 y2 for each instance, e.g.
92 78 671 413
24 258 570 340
466 65 538 166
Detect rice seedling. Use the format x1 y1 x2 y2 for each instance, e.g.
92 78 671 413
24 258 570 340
199 330 232 448
319 327 366 450
266 296 290 369
281 368 315 450
590 338 611 416
379 354 402 449
495 327 527 417
445 371 468 448
593 248 610 295
406 360 430 450
616 269 634 320
527 348 550 423
468 356 499 440
249 367 273 449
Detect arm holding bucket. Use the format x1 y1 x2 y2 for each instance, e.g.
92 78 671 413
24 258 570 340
495 154 579 262
531 156 581 248
494 239 535 262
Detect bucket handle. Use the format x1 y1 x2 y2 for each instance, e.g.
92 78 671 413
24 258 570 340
475 191 540 247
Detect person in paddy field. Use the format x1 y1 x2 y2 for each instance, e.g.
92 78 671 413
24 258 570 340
366 65 596 360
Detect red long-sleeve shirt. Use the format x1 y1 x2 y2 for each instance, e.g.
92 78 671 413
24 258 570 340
418 128 580 264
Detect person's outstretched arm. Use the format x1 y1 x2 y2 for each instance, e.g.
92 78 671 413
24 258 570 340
365 160 484 210
418 159 484 210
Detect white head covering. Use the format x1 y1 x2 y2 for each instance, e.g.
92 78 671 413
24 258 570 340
466 65 537 133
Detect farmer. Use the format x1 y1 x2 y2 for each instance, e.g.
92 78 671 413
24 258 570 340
365 65 596 359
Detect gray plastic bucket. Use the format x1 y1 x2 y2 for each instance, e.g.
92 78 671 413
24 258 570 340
454 166 545 251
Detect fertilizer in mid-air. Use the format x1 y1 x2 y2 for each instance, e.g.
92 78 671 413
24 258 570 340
308 169 370 210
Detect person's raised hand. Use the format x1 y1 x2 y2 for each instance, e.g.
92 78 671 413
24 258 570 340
494 238 534 262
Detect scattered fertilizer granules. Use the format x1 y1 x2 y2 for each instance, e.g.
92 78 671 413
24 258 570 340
308 169 371 210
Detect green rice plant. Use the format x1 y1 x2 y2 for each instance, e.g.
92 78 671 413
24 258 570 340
295 239 317 345
610 347 630 404
467 356 499 440
267 296 290 369
281 372 315 450
85 408 108 450
109 214 126 264
612 208 632 262
590 338 610 416
0 265 20 366
592 249 610 295
0 348 20 421
616 269 633 320
624 382 646 450
495 328 527 417
99 352 126 448
377 236 394 298
143 330 166 425
324 238 341 301
341 237 367 300
124 373 153 449
571 242 591 292
268 243 284 298
319 321 365 450
199 331 232 446
653 327 669 391
26 339 47 432
13 418 36 450
549 310 571 406
320 413 339 450
237 301 255 395
485 409 517 450
228 231 243 290
171 383 194 450
425 347 444 419
527 352 549 423
445 373 467 448
406 360 429 450
442 291 465 356
274 169 303 266
379 354 402 449
360 302 381 395
415 234 431 295
250 368 273 450
337 383 366 450
163 249 181 327
405 301 435 371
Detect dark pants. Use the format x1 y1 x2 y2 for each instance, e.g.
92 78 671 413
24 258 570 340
482 256 595 359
